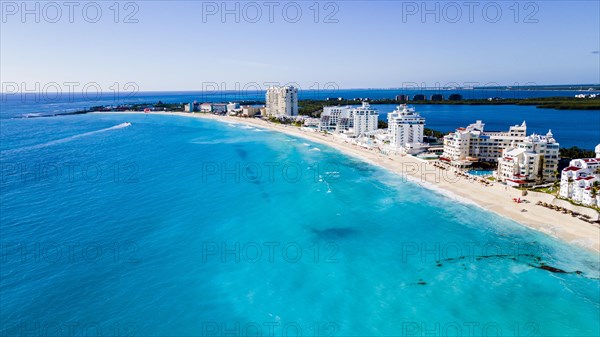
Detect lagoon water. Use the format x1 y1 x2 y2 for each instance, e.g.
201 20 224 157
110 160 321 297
1 111 599 336
375 104 600 150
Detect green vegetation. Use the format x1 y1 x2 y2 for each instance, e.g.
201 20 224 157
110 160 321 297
556 196 600 212
131 102 185 111
298 96 600 115
559 146 597 159
531 186 559 195
267 116 295 125
471 162 497 170
411 96 600 110
424 128 446 139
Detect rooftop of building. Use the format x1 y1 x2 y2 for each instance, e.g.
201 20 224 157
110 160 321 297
563 166 583 172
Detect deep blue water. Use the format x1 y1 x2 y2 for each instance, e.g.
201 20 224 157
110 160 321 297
375 104 600 150
1 111 599 336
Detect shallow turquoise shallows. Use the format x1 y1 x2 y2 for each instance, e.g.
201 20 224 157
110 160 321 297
1 113 599 336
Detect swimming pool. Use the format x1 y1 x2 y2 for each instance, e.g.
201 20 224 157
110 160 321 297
467 169 495 176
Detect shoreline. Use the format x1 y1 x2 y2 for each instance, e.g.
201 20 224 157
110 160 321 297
95 111 600 253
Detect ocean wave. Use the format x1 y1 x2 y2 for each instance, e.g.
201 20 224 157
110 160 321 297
1 122 131 156
22 113 44 118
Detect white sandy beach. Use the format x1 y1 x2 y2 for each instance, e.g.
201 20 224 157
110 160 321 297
96 111 600 253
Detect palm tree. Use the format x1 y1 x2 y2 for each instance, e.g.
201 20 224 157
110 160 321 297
536 156 545 184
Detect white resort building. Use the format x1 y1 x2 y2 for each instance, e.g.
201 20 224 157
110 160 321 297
558 144 600 207
441 120 528 167
352 102 379 137
227 102 242 115
387 104 426 154
319 106 351 132
318 102 378 137
265 86 298 117
497 131 560 187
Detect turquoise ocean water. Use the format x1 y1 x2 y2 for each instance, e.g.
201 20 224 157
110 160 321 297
1 111 599 336
0 90 600 336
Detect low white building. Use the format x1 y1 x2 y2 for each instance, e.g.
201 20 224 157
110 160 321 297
497 131 560 187
319 106 351 132
387 104 426 154
241 106 260 117
559 145 600 207
318 102 378 137
184 101 200 112
200 103 228 114
303 117 321 128
227 102 242 115
200 103 213 113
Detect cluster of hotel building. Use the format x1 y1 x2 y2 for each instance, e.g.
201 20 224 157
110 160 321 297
440 120 560 187
185 85 600 208
440 121 599 207
184 86 300 117
184 101 264 116
313 100 599 207
316 102 427 154
558 146 600 207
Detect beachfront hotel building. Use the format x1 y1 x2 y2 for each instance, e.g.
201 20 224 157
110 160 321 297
319 102 378 137
351 102 379 137
497 131 560 187
184 101 200 112
387 104 426 154
441 120 528 167
559 145 600 207
319 106 351 132
241 106 261 117
227 102 242 115
265 86 298 117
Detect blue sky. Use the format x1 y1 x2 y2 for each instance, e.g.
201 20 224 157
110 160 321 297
1 0 599 91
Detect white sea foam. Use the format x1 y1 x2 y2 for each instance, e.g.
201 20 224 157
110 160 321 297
381 171 479 208
22 113 44 118
310 147 321 152
1 122 131 155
